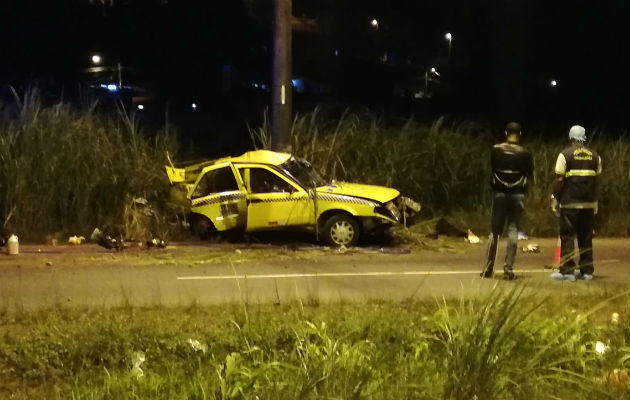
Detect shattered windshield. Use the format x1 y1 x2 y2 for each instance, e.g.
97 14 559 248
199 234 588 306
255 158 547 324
280 157 328 188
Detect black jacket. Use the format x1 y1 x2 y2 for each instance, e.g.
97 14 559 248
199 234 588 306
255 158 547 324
490 142 534 194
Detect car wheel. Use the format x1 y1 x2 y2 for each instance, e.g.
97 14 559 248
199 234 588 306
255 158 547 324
190 213 215 240
322 214 360 247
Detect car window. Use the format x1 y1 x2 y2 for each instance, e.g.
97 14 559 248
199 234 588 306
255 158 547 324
192 166 239 198
248 168 294 193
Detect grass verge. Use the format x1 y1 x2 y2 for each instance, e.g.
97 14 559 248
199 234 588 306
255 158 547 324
0 288 628 399
0 88 179 242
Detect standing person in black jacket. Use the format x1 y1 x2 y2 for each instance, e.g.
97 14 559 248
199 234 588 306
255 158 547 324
481 122 534 280
550 125 601 281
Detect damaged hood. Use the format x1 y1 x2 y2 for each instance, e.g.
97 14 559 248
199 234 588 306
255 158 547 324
316 182 400 204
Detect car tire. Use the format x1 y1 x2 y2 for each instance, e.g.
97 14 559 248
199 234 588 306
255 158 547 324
190 213 215 240
322 214 360 247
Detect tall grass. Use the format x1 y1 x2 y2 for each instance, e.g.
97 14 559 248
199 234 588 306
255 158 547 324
0 89 177 240
252 108 630 236
0 289 628 399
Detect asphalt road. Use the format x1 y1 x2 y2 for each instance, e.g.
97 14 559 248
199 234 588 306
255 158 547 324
0 238 628 310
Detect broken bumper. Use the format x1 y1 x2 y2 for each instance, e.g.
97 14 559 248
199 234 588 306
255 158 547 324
374 196 421 225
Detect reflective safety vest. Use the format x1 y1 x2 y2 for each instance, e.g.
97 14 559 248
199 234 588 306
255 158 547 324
559 145 600 206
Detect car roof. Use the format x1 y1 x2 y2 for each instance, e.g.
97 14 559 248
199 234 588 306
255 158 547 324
223 150 292 166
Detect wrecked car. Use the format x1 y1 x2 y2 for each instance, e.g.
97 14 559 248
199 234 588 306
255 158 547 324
165 150 420 246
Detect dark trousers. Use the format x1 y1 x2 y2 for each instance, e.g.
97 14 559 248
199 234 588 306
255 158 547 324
559 208 594 275
484 192 524 273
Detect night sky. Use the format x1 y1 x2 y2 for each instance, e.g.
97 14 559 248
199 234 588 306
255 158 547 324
1 0 628 134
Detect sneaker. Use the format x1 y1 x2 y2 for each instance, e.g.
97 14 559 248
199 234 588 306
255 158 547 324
575 273 594 281
550 272 576 282
504 271 517 281
480 270 493 278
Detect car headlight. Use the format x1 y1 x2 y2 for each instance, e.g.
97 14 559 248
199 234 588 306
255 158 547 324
385 201 401 221
374 201 401 221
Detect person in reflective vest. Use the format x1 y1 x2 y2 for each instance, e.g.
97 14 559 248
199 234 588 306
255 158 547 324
550 125 601 281
481 122 534 280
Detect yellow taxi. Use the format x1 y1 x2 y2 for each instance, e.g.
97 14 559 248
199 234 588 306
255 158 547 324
166 150 420 246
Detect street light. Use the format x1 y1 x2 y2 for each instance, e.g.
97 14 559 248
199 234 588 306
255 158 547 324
424 67 440 97
445 32 453 60
550 79 557 87
370 19 379 28
91 54 101 64
137 104 144 110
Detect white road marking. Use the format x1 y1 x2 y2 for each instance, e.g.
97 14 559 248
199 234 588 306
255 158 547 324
177 269 550 281
599 259 621 264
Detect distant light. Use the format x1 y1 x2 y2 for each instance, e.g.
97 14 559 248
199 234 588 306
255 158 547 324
91 54 101 64
252 83 259 88
106 84 118 92
291 78 304 93
334 49 339 57
371 19 379 28
137 104 144 110
191 103 198 110
445 32 452 40
550 79 557 87
430 67 440 76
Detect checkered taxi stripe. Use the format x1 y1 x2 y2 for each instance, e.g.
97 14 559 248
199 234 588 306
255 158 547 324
250 195 308 203
315 193 377 206
192 192 377 207
253 193 376 206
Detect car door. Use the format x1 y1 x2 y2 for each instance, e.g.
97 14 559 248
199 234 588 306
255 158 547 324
237 166 311 230
189 163 247 231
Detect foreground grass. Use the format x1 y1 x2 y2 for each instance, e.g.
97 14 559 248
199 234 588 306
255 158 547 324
0 289 628 399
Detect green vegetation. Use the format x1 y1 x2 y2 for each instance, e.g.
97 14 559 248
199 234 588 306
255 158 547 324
1 93 626 240
252 109 630 236
0 89 177 241
0 289 627 399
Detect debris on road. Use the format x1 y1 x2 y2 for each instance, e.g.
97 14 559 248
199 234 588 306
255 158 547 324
465 229 480 244
7 234 19 255
91 228 125 251
68 236 86 245
145 238 167 249
522 243 540 253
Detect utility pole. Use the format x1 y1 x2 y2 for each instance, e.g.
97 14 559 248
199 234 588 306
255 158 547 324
271 0 292 152
117 62 123 87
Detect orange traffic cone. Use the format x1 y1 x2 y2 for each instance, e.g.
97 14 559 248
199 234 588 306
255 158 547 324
553 236 561 267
